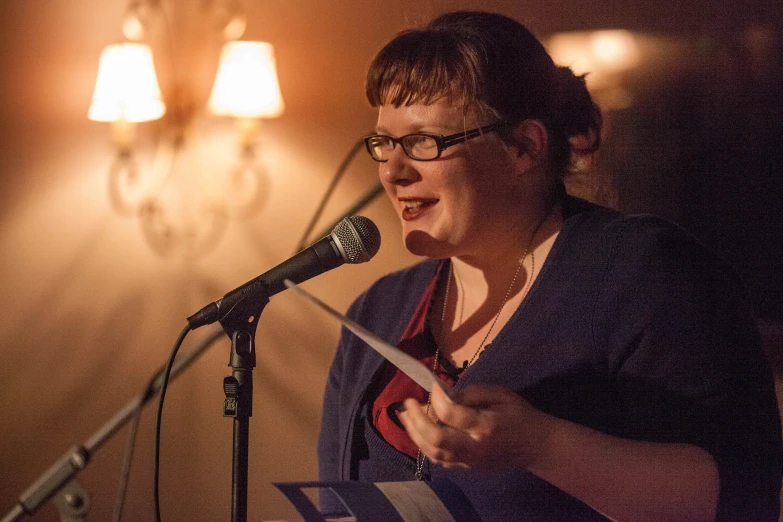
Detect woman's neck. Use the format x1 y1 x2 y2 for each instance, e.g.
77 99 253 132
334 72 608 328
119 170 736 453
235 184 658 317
435 200 563 365
452 197 562 287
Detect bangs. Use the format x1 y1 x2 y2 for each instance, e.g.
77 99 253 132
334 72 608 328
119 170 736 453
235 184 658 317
366 30 484 109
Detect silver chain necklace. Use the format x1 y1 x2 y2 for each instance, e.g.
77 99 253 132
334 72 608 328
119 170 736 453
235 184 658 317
414 211 549 480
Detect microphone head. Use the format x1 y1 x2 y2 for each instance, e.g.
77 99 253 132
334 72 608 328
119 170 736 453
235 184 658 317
331 216 381 264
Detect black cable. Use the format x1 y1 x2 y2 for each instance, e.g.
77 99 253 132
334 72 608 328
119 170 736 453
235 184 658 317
293 137 365 253
153 323 193 522
307 181 384 242
112 400 143 522
112 365 163 522
111 327 224 522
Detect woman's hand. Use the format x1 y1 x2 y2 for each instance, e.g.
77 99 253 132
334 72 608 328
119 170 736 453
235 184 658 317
399 383 719 522
397 384 556 472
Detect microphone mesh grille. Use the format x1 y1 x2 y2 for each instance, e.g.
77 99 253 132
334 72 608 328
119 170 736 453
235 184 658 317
333 216 381 264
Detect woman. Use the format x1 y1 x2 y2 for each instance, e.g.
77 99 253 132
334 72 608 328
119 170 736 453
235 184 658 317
318 11 782 521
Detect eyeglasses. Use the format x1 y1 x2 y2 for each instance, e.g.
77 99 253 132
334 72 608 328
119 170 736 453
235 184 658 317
363 122 503 162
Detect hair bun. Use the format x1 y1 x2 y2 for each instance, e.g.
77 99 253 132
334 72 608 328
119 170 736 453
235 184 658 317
550 66 602 154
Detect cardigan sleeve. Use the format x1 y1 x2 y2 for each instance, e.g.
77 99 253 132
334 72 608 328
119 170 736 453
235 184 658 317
595 216 783 521
317 328 346 482
316 260 440 514
316 295 364 517
316 287 371 516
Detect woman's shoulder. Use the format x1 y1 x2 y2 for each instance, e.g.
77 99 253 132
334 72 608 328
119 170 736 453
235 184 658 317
563 195 683 237
346 258 439 323
366 258 441 294
334 259 440 349
562 195 721 260
561 196 741 300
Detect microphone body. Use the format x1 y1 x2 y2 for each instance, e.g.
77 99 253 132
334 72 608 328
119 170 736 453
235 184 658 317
187 216 380 329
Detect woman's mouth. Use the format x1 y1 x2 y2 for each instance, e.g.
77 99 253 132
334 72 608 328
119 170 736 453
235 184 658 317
401 199 438 220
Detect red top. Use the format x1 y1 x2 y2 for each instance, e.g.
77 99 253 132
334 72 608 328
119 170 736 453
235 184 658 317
371 261 461 458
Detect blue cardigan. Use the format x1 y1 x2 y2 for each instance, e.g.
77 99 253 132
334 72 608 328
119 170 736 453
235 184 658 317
318 197 782 521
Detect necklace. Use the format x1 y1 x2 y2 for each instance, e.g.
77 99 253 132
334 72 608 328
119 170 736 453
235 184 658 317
414 211 549 480
454 251 531 370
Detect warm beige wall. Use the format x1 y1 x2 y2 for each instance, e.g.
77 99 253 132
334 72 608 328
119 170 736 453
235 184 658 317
0 2 418 520
1 1 781 521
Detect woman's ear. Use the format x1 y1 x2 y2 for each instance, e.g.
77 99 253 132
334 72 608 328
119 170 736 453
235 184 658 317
511 119 548 167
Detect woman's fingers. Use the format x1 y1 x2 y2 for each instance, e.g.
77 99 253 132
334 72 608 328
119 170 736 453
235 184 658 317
399 385 552 471
429 384 484 431
398 398 474 467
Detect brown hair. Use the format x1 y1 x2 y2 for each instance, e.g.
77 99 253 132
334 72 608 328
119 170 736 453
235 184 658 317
366 11 602 178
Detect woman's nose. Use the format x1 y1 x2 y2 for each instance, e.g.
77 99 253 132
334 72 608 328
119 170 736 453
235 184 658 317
379 146 420 186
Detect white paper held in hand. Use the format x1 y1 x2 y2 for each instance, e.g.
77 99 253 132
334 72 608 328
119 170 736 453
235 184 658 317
283 279 452 398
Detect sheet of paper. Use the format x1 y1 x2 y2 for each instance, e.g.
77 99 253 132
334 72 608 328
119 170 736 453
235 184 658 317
375 481 457 522
273 479 475 522
284 279 452 398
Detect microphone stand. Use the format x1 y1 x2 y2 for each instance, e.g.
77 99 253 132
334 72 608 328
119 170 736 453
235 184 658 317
0 328 224 522
217 286 270 522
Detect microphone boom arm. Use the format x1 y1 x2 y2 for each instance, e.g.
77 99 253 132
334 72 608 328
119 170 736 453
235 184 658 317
1 328 225 522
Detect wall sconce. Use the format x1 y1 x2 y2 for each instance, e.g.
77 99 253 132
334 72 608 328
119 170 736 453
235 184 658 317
546 30 640 110
88 1 284 257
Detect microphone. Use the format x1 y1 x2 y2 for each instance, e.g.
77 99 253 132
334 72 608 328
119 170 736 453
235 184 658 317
187 215 381 329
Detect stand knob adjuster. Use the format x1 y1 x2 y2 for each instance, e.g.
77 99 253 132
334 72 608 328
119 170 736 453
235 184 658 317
223 376 239 417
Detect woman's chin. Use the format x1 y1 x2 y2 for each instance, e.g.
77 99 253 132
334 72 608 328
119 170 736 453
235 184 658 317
403 230 452 259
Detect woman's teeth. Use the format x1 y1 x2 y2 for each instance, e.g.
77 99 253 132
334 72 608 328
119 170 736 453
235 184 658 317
404 200 436 210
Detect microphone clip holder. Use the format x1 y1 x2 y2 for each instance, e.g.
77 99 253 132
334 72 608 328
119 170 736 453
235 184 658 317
218 285 269 522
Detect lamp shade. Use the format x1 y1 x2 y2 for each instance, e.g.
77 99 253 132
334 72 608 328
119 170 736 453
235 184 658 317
88 43 166 122
208 41 285 119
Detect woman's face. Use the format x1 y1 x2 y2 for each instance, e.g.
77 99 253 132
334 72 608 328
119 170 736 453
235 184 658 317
376 98 525 260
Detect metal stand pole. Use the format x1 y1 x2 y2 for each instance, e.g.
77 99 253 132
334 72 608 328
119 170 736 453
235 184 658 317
223 330 255 522
218 289 268 522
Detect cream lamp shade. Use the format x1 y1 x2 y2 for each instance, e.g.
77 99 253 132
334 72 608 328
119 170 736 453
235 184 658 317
208 41 285 119
88 43 166 122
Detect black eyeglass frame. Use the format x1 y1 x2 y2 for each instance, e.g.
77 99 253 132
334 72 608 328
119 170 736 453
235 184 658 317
363 122 504 162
